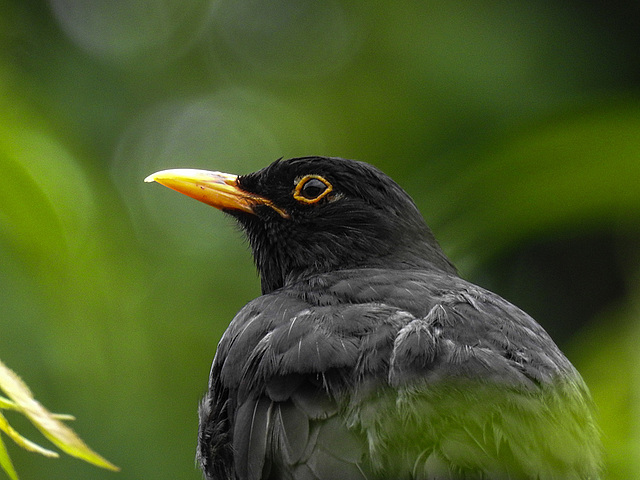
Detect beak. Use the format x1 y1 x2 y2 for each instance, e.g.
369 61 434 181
144 168 289 218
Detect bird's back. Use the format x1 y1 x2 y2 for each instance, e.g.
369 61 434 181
198 267 601 480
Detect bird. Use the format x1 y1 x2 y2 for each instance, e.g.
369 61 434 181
145 156 602 480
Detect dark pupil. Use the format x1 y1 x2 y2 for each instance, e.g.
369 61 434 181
301 178 327 199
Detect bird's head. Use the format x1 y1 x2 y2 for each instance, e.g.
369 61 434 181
146 156 456 293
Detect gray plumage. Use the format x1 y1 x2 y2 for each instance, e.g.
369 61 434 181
198 269 601 479
150 156 601 479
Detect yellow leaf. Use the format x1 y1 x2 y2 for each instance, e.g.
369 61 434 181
1 396 76 421
0 397 17 411
0 411 59 457
0 434 18 480
0 360 119 472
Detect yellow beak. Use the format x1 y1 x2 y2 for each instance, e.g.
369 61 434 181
145 168 288 218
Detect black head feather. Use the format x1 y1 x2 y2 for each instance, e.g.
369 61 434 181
233 156 456 293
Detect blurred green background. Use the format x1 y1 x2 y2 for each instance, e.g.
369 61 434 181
1 0 639 478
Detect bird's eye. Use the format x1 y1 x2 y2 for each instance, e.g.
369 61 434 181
293 175 333 204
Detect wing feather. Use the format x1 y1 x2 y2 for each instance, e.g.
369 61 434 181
199 268 601 479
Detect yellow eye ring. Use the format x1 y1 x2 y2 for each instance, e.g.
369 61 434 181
293 175 333 204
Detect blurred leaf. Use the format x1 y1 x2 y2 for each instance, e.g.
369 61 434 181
0 74 96 287
0 434 18 480
0 360 119 472
567 300 640 479
1 396 76 421
0 410 58 458
431 101 640 269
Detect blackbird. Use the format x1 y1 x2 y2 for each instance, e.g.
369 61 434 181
146 156 601 480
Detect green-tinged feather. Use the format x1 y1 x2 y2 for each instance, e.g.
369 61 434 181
347 378 601 479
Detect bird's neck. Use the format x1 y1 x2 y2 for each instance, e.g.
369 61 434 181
255 239 457 294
